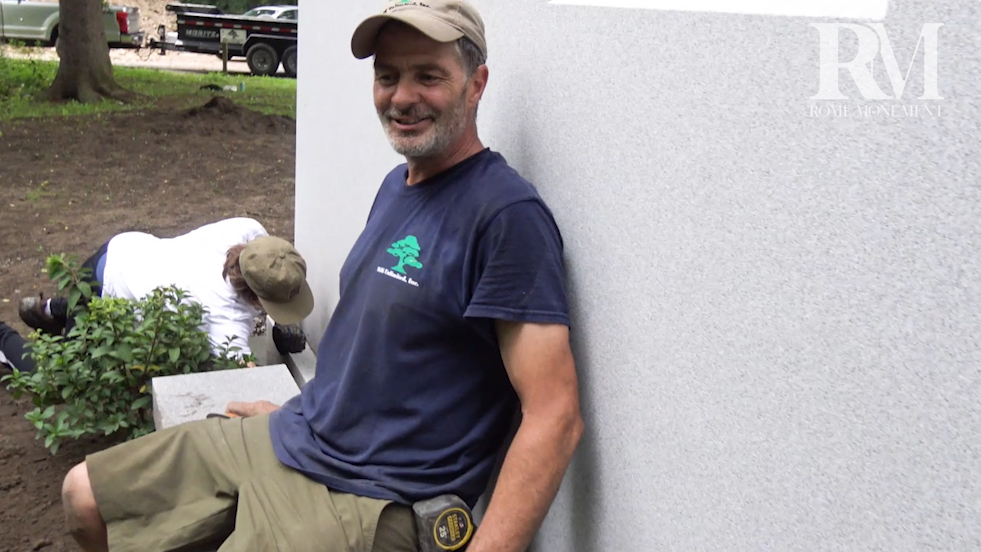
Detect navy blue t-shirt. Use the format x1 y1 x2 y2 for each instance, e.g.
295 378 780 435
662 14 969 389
268 148 570 507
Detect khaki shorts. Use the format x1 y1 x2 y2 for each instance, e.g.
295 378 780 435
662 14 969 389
86 414 417 552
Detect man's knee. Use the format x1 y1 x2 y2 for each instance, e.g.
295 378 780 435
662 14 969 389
63 462 99 522
62 461 108 551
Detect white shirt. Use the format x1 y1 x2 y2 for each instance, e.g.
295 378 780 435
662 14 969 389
100 217 268 359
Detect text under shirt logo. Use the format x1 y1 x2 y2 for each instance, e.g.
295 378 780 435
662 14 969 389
377 234 423 287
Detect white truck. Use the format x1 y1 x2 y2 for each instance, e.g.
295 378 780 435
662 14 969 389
0 0 144 49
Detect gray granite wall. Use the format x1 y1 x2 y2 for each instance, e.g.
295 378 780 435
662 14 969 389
295 1 981 549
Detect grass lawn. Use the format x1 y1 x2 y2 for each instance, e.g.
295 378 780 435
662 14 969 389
0 55 296 121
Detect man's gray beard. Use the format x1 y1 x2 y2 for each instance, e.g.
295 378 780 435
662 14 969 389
380 92 469 159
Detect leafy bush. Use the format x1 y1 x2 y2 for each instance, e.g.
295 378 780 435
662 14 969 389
2 254 248 454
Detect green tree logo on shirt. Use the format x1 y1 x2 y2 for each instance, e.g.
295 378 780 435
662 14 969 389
387 235 423 274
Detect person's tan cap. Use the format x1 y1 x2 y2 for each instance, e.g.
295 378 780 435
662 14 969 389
351 0 486 60
239 236 314 325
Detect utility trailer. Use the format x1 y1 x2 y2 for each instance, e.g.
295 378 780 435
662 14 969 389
147 3 297 78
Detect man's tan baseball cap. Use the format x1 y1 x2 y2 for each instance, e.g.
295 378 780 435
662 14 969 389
239 236 314 325
351 0 486 60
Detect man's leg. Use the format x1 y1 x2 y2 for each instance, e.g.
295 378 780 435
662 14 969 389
63 462 108 552
63 413 418 552
0 321 36 373
78 239 111 297
60 238 112 336
64 416 254 552
216 468 417 552
183 415 416 552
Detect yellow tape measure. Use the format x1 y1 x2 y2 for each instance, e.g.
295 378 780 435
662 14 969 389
431 506 474 550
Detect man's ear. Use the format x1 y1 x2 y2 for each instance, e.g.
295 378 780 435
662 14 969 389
469 64 489 106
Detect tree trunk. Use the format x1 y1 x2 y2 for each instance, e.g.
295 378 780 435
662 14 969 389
44 0 133 103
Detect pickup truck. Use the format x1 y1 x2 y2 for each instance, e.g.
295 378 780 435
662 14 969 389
0 0 144 49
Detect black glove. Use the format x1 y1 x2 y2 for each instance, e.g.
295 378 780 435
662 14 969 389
272 323 306 355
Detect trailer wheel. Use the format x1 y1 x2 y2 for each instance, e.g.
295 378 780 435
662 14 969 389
246 43 279 76
282 46 298 78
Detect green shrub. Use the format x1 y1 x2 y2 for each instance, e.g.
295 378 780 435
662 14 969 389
2 254 248 454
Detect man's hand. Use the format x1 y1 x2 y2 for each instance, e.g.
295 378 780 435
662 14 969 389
466 320 584 552
225 400 280 417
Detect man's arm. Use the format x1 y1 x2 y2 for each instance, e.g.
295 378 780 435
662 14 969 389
466 319 584 552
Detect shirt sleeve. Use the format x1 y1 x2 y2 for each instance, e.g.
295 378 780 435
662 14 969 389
463 199 571 327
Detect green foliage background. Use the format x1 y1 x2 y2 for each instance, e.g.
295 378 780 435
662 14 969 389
2 254 249 454
0 41 51 105
0 55 297 121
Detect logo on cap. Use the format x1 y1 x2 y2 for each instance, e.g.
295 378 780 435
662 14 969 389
386 0 431 12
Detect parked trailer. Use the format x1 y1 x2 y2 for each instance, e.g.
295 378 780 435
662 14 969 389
147 3 297 78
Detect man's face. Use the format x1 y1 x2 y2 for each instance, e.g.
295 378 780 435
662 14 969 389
372 23 476 158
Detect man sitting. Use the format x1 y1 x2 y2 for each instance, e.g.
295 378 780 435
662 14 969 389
60 2 584 551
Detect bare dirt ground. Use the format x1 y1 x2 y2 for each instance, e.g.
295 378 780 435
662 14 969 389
0 95 296 551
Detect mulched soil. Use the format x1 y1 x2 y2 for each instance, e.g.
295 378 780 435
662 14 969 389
0 95 295 551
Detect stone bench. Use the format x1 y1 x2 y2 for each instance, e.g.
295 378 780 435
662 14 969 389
150 363 300 428
151 316 316 429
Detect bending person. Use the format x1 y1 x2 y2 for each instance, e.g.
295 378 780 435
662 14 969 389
18 217 314 365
